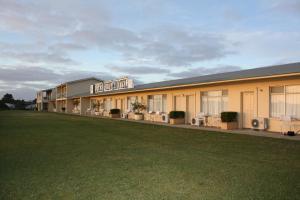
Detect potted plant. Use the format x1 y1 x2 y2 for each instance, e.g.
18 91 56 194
92 101 101 115
73 99 80 113
169 111 185 124
131 101 146 120
220 112 238 130
109 108 121 118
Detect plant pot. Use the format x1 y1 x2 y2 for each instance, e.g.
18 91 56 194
110 113 120 118
170 118 185 125
134 113 144 120
220 122 238 130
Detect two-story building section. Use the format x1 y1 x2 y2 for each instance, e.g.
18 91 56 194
37 77 101 113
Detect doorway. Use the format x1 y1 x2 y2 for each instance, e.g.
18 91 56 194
242 92 254 128
186 95 195 124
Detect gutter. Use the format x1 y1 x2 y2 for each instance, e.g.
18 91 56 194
85 72 300 98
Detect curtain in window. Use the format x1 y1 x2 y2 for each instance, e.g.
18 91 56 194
148 95 167 112
286 85 300 118
270 94 285 118
154 95 162 112
201 96 208 114
127 96 137 111
222 96 228 112
104 99 111 111
162 95 167 112
201 90 227 115
148 96 154 111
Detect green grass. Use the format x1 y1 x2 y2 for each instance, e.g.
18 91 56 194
0 111 299 200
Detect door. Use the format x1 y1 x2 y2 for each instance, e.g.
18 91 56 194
242 92 254 128
116 99 123 112
186 95 195 124
174 95 185 111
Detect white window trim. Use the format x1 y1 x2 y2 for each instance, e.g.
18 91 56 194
201 90 228 116
270 85 300 119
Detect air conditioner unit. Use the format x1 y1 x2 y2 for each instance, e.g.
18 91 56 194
191 118 205 126
121 113 128 119
161 113 169 123
251 117 268 130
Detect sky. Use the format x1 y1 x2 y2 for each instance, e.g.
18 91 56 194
0 0 299 100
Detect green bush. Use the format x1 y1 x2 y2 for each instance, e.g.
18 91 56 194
221 112 238 122
169 111 185 119
110 108 120 114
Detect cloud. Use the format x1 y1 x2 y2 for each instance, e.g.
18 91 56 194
0 42 79 65
271 0 300 14
0 65 117 100
222 7 244 21
71 26 235 66
0 51 78 65
0 0 110 35
0 0 235 67
48 43 87 52
168 65 242 78
109 65 170 75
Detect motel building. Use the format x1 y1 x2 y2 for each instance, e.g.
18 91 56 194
38 62 300 134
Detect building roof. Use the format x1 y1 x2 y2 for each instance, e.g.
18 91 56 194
58 77 102 86
71 62 300 98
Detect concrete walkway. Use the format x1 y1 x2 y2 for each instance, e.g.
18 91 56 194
69 112 300 141
117 118 300 141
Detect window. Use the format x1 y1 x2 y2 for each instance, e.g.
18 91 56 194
127 96 137 111
103 99 112 111
95 82 104 93
148 94 167 112
270 86 284 118
201 90 228 116
286 86 300 119
104 82 113 91
271 85 300 119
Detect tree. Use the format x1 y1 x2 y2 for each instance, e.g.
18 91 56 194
2 93 14 103
131 101 146 114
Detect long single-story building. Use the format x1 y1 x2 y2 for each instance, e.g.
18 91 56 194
39 62 300 133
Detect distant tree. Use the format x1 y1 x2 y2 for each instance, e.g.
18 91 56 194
1 93 14 103
0 100 9 110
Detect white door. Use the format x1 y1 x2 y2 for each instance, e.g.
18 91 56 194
116 99 123 112
174 95 185 111
186 95 195 124
242 92 254 128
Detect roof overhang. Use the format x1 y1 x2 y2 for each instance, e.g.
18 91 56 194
87 72 300 98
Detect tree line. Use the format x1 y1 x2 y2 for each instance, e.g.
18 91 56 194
0 93 36 110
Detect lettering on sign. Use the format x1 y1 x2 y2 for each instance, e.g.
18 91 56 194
90 77 134 94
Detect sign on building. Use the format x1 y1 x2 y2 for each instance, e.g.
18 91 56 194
90 77 134 94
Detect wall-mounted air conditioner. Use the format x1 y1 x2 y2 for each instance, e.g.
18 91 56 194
161 113 169 123
191 118 204 126
251 117 268 130
121 113 128 119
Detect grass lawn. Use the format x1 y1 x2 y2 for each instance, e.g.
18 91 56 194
0 111 299 200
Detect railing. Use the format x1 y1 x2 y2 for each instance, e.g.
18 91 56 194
57 93 66 98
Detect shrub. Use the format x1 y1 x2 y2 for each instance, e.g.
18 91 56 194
131 101 146 114
110 108 120 114
169 111 185 119
221 112 238 122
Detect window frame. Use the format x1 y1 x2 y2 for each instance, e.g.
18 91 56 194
269 85 300 119
201 89 228 116
147 94 167 113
